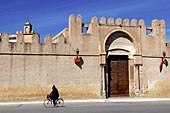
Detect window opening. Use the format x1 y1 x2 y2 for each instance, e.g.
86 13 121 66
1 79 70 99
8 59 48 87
82 23 89 34
146 27 152 35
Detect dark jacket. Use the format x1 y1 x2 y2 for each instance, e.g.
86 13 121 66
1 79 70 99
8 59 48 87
50 85 59 99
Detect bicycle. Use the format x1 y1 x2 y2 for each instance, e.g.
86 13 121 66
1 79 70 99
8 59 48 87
43 94 64 108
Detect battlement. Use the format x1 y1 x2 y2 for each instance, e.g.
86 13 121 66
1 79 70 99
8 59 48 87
0 33 68 54
69 14 165 27
0 14 167 55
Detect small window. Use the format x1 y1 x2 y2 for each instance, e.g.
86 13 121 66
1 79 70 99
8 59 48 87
82 27 88 34
82 23 89 34
146 27 152 35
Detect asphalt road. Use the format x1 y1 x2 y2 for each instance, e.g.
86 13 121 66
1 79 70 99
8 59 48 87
0 101 170 113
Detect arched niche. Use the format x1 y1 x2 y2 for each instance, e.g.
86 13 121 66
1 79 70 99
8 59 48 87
105 31 135 57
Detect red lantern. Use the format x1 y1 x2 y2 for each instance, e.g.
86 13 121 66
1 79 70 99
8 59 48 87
74 57 80 63
74 48 80 63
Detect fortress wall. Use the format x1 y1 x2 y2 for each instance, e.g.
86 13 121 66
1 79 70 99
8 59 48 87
142 57 170 97
0 33 102 101
140 19 166 57
1 14 170 100
68 14 100 55
68 14 167 57
0 54 102 101
80 15 167 57
0 54 101 86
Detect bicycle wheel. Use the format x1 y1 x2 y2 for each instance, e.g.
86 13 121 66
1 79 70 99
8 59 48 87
43 99 53 108
56 98 64 107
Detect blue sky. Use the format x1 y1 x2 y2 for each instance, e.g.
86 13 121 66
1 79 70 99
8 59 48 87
0 0 170 42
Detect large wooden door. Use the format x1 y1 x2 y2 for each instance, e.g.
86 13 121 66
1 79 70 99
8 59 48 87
109 56 129 97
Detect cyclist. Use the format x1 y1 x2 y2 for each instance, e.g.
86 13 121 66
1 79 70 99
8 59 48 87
49 85 59 106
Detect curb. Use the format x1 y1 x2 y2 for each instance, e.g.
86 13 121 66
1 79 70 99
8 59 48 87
65 98 170 103
1 98 170 105
0 101 42 106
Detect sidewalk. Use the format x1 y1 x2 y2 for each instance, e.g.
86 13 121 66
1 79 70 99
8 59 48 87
66 98 170 103
1 98 170 105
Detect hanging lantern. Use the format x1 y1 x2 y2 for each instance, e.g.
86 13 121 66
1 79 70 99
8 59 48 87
76 48 79 56
74 48 80 63
74 57 80 63
163 51 166 57
159 51 168 72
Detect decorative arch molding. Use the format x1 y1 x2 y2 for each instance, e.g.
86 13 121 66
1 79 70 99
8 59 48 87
104 29 135 56
104 29 135 47
107 48 130 56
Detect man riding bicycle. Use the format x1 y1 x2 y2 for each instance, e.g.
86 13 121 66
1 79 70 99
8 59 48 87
49 85 59 106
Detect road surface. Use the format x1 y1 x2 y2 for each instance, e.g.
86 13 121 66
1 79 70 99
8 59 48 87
0 101 170 113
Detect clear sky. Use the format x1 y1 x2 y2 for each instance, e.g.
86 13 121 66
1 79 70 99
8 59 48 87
0 0 170 42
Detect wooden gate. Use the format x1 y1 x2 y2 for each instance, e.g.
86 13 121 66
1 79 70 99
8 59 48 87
109 56 129 97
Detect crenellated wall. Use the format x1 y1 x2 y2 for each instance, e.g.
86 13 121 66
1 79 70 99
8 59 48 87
1 14 170 101
0 31 102 101
66 14 170 98
0 33 72 54
67 14 168 57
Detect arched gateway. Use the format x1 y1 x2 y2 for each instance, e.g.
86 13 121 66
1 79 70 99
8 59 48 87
105 31 135 97
1 14 170 101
